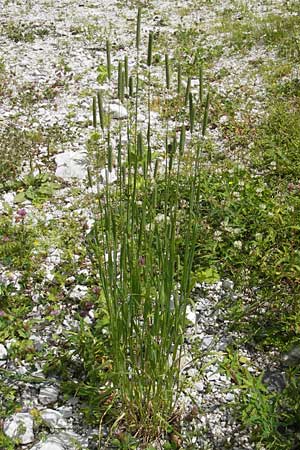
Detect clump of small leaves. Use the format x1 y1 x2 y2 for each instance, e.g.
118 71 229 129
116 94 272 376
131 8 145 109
221 349 300 450
1 21 50 43
0 208 35 270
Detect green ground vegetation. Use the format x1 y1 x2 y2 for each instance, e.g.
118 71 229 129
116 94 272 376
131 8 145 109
0 2 300 449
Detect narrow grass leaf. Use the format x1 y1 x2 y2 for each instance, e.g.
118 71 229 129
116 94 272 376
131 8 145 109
124 55 129 88
97 91 105 131
199 64 203 104
129 76 134 97
106 39 112 80
185 76 191 107
189 92 195 134
147 31 153 67
202 91 210 136
92 96 97 128
177 63 181 94
165 54 170 90
136 7 142 50
179 124 186 155
118 61 122 100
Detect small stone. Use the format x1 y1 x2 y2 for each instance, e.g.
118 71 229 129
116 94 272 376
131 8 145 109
222 279 234 291
282 346 300 367
98 167 117 185
186 306 196 324
180 354 193 371
4 413 34 444
262 369 286 392
106 102 128 119
137 113 146 122
187 368 198 377
0 343 7 366
40 409 68 430
39 386 59 405
194 380 204 392
83 315 93 325
206 371 220 382
225 392 235 402
3 192 15 206
69 285 88 300
16 365 28 375
55 151 87 180
219 115 229 124
29 435 64 450
56 431 87 448
57 405 73 419
201 335 213 349
29 335 44 351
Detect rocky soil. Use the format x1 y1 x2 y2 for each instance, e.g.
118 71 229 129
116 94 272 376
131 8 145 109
0 0 295 449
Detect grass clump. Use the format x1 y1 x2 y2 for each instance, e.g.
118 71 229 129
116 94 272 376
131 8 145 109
252 90 300 181
0 209 35 271
84 8 210 444
219 2 300 60
1 21 50 43
0 57 10 97
0 124 71 190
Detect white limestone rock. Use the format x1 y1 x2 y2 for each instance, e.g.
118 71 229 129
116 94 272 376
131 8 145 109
225 392 235 402
105 101 128 119
39 385 59 405
4 413 34 444
99 167 117 184
0 343 7 367
201 335 214 350
2 192 15 206
57 406 73 419
40 409 68 430
194 380 205 392
29 335 44 351
55 151 87 180
29 435 65 450
69 285 88 300
222 279 234 291
186 306 196 324
30 431 87 450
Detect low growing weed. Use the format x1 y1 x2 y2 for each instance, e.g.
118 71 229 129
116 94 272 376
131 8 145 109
0 208 35 271
221 349 300 449
219 4 300 59
1 21 50 43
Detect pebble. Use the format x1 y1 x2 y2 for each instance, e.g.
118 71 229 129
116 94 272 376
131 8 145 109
282 345 300 367
39 385 60 405
0 343 8 366
105 102 128 119
194 380 205 392
29 335 45 351
55 151 88 180
222 279 234 291
29 435 65 450
201 335 214 349
225 392 235 402
4 413 35 444
186 306 196 324
69 285 89 300
40 409 68 429
57 406 73 419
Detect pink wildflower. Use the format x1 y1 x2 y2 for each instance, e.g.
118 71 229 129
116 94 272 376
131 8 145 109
16 208 27 217
138 256 146 266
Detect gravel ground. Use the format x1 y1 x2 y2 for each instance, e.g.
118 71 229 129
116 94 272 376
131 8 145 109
0 0 293 448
